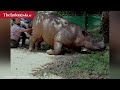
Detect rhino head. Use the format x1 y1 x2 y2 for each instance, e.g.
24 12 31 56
82 30 106 51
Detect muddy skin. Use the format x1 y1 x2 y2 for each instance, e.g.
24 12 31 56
29 11 105 55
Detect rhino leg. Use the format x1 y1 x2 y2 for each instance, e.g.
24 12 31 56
29 36 43 51
47 41 62 55
35 41 40 51
35 38 43 51
29 36 36 51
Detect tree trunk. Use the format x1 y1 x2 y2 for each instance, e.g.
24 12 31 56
100 11 109 44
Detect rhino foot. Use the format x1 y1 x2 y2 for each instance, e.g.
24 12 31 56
47 49 55 55
47 49 64 55
29 47 34 52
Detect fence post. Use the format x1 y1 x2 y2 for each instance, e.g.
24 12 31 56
84 11 88 30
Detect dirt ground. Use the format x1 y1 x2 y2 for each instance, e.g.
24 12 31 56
10 46 82 79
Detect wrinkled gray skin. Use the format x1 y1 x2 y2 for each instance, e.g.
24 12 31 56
29 11 105 55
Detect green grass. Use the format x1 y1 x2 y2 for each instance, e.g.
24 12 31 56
33 51 109 79
71 51 109 77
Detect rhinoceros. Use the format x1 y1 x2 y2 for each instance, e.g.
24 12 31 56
29 11 105 55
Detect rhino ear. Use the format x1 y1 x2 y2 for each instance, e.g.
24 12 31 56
82 30 88 36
